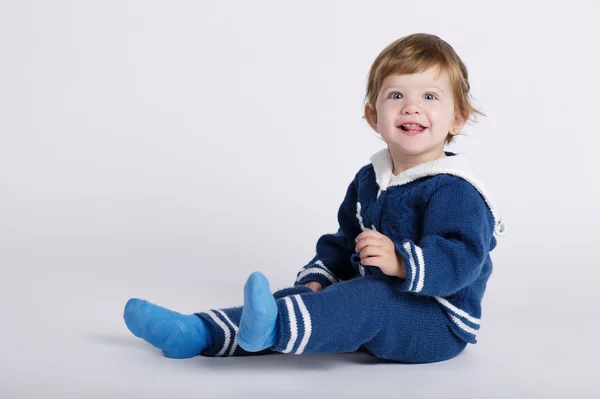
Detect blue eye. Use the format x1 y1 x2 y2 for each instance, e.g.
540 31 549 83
390 92 403 99
424 93 436 100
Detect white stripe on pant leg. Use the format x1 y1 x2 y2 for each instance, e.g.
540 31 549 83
293 295 312 355
281 297 298 354
205 310 231 356
402 241 417 291
414 244 425 293
216 310 239 356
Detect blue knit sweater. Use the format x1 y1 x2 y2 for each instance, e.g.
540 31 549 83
295 148 506 344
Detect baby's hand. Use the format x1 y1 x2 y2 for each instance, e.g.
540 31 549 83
355 230 406 279
305 281 322 292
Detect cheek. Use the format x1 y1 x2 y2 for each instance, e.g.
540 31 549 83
429 107 454 126
375 104 397 125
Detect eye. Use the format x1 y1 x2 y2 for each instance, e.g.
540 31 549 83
390 92 403 100
424 93 437 100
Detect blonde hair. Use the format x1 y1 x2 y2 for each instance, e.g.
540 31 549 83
364 33 484 144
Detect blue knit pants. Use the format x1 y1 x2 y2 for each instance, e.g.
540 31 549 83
196 275 467 363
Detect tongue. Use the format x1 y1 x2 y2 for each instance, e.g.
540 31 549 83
406 125 425 132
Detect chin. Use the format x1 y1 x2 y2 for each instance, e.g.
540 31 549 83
387 141 427 154
388 143 441 158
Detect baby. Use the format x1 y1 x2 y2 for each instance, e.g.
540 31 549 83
124 33 506 364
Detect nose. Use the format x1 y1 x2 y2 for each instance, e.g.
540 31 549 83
401 100 421 115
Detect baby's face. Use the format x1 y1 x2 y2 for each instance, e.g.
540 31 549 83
372 68 460 159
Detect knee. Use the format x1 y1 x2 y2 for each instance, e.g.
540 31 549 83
349 275 398 300
273 285 312 300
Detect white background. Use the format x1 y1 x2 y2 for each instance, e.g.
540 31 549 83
1 0 599 397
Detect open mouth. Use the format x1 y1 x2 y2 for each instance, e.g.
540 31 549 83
399 123 427 132
399 123 427 134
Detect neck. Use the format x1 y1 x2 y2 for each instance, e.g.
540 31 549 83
390 147 447 176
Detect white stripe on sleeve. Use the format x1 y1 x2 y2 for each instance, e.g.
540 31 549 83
403 241 417 291
414 244 425 293
296 267 337 284
314 260 338 280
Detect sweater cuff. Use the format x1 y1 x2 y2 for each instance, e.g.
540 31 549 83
294 272 333 288
393 240 422 293
294 262 339 288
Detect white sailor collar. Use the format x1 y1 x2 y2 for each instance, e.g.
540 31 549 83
369 148 507 236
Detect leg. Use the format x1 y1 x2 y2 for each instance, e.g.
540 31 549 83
242 274 467 363
123 280 310 358
194 281 312 357
124 273 466 363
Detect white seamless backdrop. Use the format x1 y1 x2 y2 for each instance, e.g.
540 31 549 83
1 1 599 398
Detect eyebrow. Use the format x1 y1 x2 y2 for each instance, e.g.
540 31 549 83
381 85 447 96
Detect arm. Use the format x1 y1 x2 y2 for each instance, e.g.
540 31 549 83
392 179 495 297
294 177 362 289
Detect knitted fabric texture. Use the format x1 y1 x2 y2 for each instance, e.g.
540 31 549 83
198 277 467 363
294 148 505 344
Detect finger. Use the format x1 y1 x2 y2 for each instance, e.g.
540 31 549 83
360 246 383 260
305 282 319 292
360 245 381 257
355 230 380 243
356 237 380 251
361 255 382 266
355 238 384 253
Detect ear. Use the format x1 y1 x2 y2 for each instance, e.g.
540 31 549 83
364 103 379 132
450 111 467 135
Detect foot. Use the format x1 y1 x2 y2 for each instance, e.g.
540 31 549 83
237 272 278 352
123 298 211 359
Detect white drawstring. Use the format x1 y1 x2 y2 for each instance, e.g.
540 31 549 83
494 220 507 236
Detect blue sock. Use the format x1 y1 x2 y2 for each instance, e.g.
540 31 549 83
237 272 278 352
123 298 212 359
